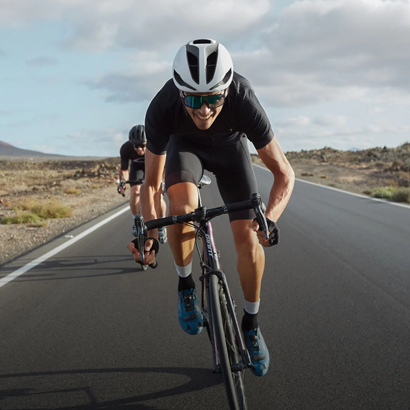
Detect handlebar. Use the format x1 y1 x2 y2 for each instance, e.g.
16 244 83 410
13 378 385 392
133 193 269 262
117 178 145 197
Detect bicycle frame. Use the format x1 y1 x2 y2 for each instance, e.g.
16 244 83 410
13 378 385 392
195 184 252 373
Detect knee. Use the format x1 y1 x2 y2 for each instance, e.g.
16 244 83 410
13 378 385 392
232 223 259 255
131 186 141 198
167 183 198 215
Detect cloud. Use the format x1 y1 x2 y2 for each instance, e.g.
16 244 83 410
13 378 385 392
77 0 410 108
26 56 58 66
234 0 410 107
48 127 128 156
275 113 410 152
84 51 172 103
6 115 59 128
0 0 271 51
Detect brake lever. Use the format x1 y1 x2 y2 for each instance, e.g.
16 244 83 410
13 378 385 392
117 177 126 197
251 193 269 240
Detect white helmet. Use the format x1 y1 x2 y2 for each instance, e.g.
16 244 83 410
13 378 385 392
172 39 234 93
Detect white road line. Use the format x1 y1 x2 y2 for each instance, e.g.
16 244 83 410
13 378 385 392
253 163 410 210
0 206 129 289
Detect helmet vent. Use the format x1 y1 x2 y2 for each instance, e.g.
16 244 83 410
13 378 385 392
193 39 212 44
206 51 218 84
187 51 199 84
173 70 196 91
209 68 232 91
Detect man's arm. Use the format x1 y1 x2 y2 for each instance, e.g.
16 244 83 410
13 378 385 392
141 149 166 227
257 137 295 222
127 149 166 264
119 169 129 181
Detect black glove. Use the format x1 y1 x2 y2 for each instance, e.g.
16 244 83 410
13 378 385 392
253 217 280 247
131 237 160 268
117 179 126 196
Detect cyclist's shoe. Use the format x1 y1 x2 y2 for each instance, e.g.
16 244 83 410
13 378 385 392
131 223 137 237
242 327 270 377
178 288 203 335
158 227 167 244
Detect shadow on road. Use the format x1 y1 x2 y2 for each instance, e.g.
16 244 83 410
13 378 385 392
2 255 148 282
0 366 223 409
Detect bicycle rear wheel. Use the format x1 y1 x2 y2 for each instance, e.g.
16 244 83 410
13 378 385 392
209 274 247 410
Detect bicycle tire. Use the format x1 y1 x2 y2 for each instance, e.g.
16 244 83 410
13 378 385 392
219 286 247 410
209 274 247 410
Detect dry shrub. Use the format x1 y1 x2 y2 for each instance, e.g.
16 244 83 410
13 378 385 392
371 187 394 199
31 201 73 219
391 188 410 204
11 198 39 211
2 198 73 224
2 211 44 225
65 187 82 195
371 187 410 204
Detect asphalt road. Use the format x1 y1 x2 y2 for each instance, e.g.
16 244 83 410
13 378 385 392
1 165 410 410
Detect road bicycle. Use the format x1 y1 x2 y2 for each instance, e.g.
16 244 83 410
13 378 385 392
133 175 269 409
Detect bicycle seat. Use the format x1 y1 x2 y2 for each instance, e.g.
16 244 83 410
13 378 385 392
198 175 212 189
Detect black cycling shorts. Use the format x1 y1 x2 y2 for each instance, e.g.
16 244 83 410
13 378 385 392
129 161 145 187
165 133 258 222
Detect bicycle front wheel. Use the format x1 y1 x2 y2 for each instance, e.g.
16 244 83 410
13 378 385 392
209 274 247 410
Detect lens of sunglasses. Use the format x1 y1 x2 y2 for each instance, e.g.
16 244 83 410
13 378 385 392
134 144 146 149
183 93 226 109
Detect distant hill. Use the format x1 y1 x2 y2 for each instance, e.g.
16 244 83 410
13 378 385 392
0 140 66 158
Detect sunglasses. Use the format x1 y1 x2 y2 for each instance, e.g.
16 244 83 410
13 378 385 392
134 144 146 149
182 90 227 110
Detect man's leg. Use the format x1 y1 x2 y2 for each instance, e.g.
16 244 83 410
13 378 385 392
230 219 270 377
157 182 168 243
230 219 265 304
130 184 141 215
167 181 203 335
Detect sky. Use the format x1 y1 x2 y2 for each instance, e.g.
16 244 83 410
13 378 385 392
0 0 409 157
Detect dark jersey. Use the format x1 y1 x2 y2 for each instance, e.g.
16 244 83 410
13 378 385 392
119 141 145 170
145 72 274 155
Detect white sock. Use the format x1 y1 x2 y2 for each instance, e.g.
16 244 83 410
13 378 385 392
174 261 193 278
244 299 260 315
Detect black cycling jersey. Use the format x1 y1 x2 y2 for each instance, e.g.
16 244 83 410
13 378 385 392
120 141 145 170
144 71 274 221
120 141 145 186
145 72 274 155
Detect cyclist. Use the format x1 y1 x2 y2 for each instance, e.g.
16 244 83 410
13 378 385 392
118 125 167 243
127 39 295 376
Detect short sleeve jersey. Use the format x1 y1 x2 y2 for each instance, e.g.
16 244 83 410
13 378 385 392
119 141 145 170
145 72 274 155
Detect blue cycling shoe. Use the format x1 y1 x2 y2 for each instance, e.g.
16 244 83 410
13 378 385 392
178 288 203 335
242 327 270 377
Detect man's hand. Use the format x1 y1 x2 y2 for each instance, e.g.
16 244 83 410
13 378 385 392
252 217 280 247
127 238 158 266
117 179 126 196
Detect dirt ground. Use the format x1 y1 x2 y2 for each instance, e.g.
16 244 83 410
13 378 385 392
1 145 409 267
253 156 384 195
253 143 410 195
0 159 128 266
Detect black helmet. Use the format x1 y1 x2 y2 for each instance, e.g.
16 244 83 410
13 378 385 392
129 124 146 146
